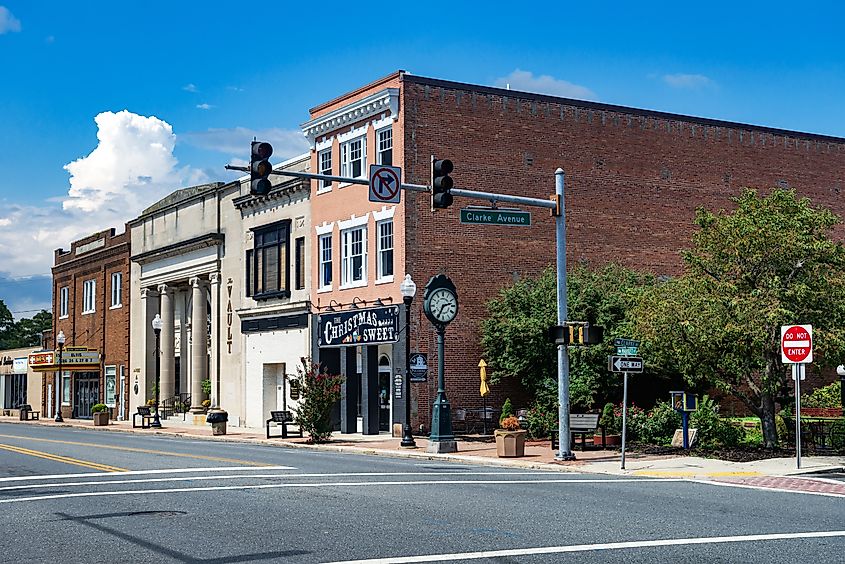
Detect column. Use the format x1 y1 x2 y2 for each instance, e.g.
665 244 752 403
157 284 175 400
189 277 208 413
178 289 189 395
140 288 160 405
208 272 220 407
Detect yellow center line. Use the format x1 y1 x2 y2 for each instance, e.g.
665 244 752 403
0 434 271 467
0 443 126 472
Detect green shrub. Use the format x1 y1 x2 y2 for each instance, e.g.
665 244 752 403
91 403 108 414
831 420 845 450
600 403 619 434
638 401 682 445
740 425 764 447
802 381 842 408
690 395 743 448
201 378 212 396
776 415 788 443
524 402 558 439
500 398 514 425
293 358 343 444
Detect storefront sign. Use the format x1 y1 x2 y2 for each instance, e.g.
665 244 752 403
13 358 27 374
28 347 100 372
409 353 428 383
318 305 400 347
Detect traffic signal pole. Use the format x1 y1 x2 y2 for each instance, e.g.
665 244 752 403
225 162 573 459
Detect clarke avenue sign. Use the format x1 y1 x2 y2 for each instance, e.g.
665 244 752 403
459 208 531 226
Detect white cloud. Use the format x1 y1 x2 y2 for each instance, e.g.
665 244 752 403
494 69 596 100
227 86 244 92
196 103 214 110
180 126 309 160
0 110 206 278
183 83 198 92
662 73 712 89
0 6 21 33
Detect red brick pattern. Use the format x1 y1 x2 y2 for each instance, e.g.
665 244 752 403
713 476 845 496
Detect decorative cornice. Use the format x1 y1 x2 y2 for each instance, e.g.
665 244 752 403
301 88 399 146
232 177 309 210
130 233 224 266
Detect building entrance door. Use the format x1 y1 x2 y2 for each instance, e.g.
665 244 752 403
378 355 391 432
74 373 100 419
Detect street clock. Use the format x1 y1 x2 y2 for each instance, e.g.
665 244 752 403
423 275 459 326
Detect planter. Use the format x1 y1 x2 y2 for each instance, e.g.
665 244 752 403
595 433 621 447
495 429 527 457
93 412 110 426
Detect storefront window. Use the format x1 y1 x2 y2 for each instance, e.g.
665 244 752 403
105 365 116 407
62 371 71 404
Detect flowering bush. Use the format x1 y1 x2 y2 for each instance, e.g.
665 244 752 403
293 358 343 444
499 416 521 431
525 403 558 439
690 395 743 448
636 400 681 445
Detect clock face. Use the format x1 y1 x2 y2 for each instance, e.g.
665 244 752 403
428 288 458 323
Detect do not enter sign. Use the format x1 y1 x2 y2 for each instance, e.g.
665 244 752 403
781 324 813 364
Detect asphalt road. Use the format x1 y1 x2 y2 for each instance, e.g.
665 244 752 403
0 422 843 563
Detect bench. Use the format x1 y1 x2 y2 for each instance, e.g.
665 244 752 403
551 413 602 451
19 405 40 421
133 406 154 429
266 410 303 439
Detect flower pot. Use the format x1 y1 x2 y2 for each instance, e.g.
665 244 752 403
495 429 527 457
93 412 110 426
595 433 621 447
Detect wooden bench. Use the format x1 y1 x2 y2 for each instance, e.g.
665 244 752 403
133 406 154 429
19 404 40 421
551 413 602 451
266 410 303 439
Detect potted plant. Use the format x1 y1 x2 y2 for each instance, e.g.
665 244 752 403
495 415 527 457
597 403 622 446
91 403 110 426
202 399 211 411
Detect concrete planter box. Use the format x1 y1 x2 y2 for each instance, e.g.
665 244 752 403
495 429 527 457
93 412 110 426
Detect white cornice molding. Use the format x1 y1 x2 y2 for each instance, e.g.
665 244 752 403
301 88 399 147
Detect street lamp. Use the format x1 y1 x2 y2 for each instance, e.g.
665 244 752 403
151 314 163 428
55 330 65 422
837 365 845 417
400 274 417 448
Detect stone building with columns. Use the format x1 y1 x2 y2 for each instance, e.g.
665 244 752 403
128 155 311 428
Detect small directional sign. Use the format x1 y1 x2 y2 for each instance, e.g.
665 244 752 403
608 355 644 373
616 346 639 356
369 164 402 204
613 338 640 348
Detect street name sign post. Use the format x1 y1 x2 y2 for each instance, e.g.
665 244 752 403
613 338 640 357
608 353 643 469
459 208 531 226
781 324 813 469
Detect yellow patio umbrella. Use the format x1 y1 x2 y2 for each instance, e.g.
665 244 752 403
479 359 490 397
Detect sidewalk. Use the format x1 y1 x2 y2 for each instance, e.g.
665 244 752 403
2 415 843 479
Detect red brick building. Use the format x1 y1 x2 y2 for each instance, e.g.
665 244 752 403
304 71 845 432
50 227 130 420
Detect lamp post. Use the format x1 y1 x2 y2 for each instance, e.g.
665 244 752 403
838 365 845 417
400 274 417 448
151 314 163 428
55 330 65 422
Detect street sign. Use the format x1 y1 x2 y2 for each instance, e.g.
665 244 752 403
409 353 428 382
781 324 813 364
608 355 643 373
615 346 639 356
613 338 640 348
369 164 401 203
459 208 531 226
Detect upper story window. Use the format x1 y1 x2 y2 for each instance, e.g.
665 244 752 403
246 221 291 300
318 149 332 190
341 226 367 287
294 237 305 291
340 136 365 179
59 286 69 318
319 234 332 291
376 219 394 281
82 280 96 314
110 272 122 307
377 127 392 166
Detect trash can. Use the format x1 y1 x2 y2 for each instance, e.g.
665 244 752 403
206 409 228 436
19 405 31 421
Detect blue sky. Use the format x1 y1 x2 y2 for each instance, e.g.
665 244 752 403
0 1 843 316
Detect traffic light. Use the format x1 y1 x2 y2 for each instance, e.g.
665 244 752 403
547 323 604 346
250 141 273 195
430 156 454 210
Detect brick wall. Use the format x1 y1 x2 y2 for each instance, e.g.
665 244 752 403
401 75 845 425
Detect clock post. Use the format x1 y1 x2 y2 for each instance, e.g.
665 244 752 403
423 275 459 454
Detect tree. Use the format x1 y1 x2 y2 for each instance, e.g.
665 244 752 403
635 189 845 447
0 302 51 349
480 264 654 411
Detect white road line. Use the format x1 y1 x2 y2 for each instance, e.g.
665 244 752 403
691 478 845 499
0 471 643 492
0 478 683 505
319 530 845 564
0 466 296 483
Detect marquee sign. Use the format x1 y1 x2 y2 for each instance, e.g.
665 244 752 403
318 305 400 348
28 347 101 372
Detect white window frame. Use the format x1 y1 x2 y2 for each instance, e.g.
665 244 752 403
318 234 333 291
340 135 366 180
59 286 69 318
376 127 392 165
62 370 71 405
105 365 117 407
110 272 122 308
82 279 96 314
376 219 394 283
340 226 367 288
318 148 332 192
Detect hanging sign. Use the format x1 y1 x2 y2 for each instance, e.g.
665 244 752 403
318 305 400 347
